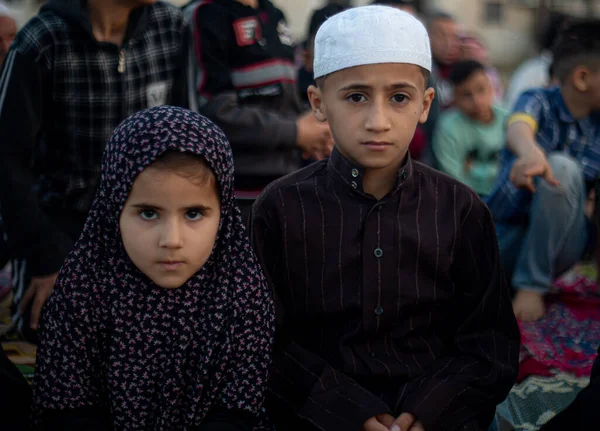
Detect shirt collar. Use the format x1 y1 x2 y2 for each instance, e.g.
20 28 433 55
554 87 576 124
327 147 413 197
554 87 598 130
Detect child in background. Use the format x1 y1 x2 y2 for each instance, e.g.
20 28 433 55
33 107 274 431
486 20 600 322
433 60 508 197
460 34 504 102
253 6 519 431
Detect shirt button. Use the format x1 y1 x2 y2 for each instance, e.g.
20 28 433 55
401 170 408 180
374 248 383 258
351 168 359 178
374 306 384 316
370 352 377 358
351 181 358 189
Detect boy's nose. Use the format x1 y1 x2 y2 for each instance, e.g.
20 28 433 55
365 103 391 132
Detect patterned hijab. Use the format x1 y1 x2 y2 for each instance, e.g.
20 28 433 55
33 106 274 430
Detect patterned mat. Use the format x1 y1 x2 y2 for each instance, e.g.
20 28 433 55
491 373 590 431
518 264 600 381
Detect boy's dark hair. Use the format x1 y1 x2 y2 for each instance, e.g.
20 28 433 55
151 151 216 189
427 11 454 30
449 60 486 86
552 19 600 83
540 11 570 51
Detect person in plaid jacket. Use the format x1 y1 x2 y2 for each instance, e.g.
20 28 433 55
0 0 187 343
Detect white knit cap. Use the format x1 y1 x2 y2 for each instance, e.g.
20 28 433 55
313 5 431 79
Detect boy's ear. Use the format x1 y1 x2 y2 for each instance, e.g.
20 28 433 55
419 87 436 124
573 65 592 92
308 85 327 122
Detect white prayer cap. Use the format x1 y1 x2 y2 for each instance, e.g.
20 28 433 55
313 5 431 79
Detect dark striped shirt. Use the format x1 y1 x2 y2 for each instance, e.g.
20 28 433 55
251 148 520 431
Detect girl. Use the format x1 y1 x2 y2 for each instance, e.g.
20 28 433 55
33 106 274 431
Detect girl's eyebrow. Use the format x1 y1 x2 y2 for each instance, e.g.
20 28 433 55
130 203 213 211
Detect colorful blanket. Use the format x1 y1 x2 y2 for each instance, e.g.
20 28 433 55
518 265 600 381
491 373 590 431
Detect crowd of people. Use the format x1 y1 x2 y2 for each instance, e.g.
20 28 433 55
0 0 599 430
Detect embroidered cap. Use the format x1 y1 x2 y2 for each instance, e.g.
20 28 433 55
313 5 431 79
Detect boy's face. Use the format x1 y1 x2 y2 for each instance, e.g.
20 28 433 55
572 66 600 111
430 18 460 66
308 63 434 172
303 37 315 73
120 166 221 289
453 70 494 123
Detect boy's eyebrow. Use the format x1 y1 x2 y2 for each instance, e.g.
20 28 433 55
338 82 419 92
131 203 213 211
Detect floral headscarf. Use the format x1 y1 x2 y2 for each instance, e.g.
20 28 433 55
33 106 274 430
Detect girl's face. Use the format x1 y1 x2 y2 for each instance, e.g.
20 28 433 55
119 166 221 289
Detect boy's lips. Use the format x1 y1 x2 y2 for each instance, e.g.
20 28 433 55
362 141 393 151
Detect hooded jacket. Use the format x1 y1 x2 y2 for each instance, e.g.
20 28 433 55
0 0 186 277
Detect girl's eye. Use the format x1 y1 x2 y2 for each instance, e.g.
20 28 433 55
392 94 409 103
186 210 203 221
140 210 157 220
347 93 366 103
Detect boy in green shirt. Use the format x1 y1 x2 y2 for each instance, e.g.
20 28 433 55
433 60 508 196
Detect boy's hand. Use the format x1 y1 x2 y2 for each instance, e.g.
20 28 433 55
296 111 333 161
20 272 58 330
362 413 395 431
390 413 425 431
509 147 559 192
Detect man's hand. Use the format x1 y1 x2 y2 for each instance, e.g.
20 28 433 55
509 146 558 192
362 413 395 431
296 111 333 161
20 272 58 330
390 413 425 431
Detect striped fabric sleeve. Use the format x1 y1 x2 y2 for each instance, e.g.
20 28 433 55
506 113 538 133
507 88 547 139
400 199 520 431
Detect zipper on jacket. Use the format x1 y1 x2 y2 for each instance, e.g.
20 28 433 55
118 49 126 73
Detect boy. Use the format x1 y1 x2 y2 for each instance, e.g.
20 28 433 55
0 0 187 341
486 20 600 322
252 6 519 431
427 11 460 109
187 0 332 219
433 60 508 197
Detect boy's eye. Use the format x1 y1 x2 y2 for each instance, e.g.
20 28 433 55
185 209 204 221
140 210 157 220
392 94 409 103
347 93 366 103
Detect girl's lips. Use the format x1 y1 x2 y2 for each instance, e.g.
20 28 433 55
158 261 185 271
